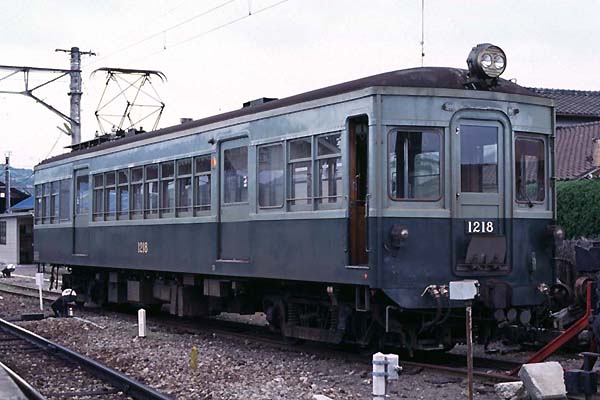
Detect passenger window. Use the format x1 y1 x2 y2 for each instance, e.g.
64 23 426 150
194 155 211 213
223 147 248 204
177 158 192 216
145 165 159 218
104 172 116 218
117 169 129 219
59 179 71 222
316 134 342 206
288 137 312 208
34 185 42 224
93 174 104 221
515 137 545 203
258 144 284 208
50 181 59 223
460 125 498 193
131 167 143 218
42 183 50 223
389 130 441 200
160 161 175 216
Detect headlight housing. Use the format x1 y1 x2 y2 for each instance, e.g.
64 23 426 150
467 43 507 79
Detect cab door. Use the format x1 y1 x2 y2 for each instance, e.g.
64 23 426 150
451 117 509 274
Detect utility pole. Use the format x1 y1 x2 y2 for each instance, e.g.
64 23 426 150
4 152 11 213
56 47 96 145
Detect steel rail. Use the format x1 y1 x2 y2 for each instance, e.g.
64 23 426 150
0 360 46 400
0 318 173 400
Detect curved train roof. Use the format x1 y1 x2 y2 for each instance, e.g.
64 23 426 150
39 66 541 166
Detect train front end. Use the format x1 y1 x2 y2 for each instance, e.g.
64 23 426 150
378 44 558 349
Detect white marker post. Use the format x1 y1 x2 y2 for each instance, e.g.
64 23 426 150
138 308 146 338
35 272 44 311
449 280 479 400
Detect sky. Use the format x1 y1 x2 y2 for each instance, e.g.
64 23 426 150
1 0 599 169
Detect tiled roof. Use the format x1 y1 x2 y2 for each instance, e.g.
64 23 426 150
556 121 600 179
529 88 600 117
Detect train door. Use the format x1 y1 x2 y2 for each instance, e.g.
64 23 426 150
218 137 250 261
348 116 369 266
73 168 90 255
451 118 508 273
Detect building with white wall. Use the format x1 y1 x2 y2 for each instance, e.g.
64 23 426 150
0 197 34 265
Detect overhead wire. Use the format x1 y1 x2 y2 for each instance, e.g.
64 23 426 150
85 0 237 68
128 0 290 64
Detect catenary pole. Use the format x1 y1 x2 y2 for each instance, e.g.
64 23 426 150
56 47 96 145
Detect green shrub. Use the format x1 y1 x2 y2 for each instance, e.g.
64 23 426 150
557 180 600 239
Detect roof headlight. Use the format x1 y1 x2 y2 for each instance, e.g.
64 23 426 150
481 53 493 68
467 43 507 80
494 54 505 70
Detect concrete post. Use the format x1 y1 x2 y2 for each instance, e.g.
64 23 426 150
138 308 146 337
372 352 386 399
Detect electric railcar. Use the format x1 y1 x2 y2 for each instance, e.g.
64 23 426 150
34 44 561 350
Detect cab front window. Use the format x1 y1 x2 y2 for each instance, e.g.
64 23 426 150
515 137 545 203
388 129 441 200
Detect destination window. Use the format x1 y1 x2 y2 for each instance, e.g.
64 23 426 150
515 137 545 203
389 130 441 200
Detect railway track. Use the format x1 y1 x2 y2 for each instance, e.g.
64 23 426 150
0 317 173 400
0 280 520 384
0 281 59 302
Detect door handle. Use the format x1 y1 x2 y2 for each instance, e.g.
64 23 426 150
456 192 461 198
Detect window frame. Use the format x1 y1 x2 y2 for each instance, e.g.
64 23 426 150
117 169 130 220
387 127 443 202
93 174 105 221
34 185 42 224
130 166 144 220
314 133 342 209
258 143 285 209
144 164 159 219
222 146 249 205
104 171 117 220
514 134 547 205
176 158 193 217
194 154 212 215
287 136 314 211
160 161 176 217
58 178 71 222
